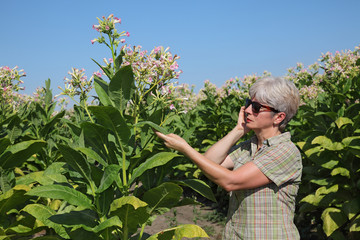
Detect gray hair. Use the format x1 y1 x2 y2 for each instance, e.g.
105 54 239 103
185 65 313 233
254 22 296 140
249 76 300 131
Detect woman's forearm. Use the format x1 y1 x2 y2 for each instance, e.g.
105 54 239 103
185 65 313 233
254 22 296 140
203 127 244 164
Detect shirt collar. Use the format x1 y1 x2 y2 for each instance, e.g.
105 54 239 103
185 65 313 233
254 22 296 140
250 132 292 149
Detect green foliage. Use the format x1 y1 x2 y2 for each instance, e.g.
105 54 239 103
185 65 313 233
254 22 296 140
0 15 214 239
287 46 360 239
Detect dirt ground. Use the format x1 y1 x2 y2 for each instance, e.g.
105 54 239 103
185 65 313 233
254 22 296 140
143 204 225 240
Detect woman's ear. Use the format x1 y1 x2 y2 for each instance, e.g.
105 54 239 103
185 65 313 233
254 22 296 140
274 112 286 125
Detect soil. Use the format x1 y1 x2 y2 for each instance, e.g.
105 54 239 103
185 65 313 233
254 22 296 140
143 204 225 240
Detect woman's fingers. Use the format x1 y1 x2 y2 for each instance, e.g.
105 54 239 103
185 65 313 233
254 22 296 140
154 130 167 140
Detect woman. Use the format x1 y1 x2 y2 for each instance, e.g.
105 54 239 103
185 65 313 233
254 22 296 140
155 76 302 239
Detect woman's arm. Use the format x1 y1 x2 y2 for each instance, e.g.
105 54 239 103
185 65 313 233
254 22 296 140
154 131 271 191
203 106 249 167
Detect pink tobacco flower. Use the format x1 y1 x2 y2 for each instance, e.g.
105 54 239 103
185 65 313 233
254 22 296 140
114 17 121 24
92 25 100 32
93 71 102 77
169 104 176 110
120 39 126 43
126 31 130 37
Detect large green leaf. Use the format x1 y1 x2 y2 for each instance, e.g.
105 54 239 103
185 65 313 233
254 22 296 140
58 144 92 185
40 110 65 137
42 162 68 184
129 152 179 185
147 224 209 240
173 179 216 202
311 136 344 151
76 146 108 167
135 121 169 134
321 207 347 237
96 164 121 193
108 65 135 112
26 185 92 208
94 76 112 106
335 117 353 128
109 196 148 234
16 169 67 186
22 204 69 238
98 187 114 217
142 182 182 212
88 106 131 146
110 196 147 211
0 138 10 154
114 49 125 72
7 115 22 143
300 193 324 207
91 216 122 233
0 185 31 216
331 167 350 178
48 209 98 228
0 140 46 169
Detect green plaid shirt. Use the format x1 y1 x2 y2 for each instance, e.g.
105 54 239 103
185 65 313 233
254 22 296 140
223 132 302 240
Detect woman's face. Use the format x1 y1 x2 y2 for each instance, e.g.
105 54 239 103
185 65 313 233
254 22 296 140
244 98 277 131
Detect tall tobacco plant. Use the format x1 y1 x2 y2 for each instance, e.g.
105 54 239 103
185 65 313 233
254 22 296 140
1 14 214 240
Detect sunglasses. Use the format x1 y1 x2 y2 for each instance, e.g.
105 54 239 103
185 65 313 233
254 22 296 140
245 98 279 113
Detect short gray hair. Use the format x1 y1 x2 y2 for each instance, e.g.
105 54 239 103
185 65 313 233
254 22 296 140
249 76 300 131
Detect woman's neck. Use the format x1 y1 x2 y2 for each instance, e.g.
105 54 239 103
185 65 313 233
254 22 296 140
255 128 282 148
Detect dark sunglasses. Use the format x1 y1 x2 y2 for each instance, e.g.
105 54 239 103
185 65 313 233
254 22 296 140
245 98 279 113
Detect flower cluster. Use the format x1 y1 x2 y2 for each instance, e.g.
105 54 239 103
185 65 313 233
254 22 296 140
320 47 360 81
287 45 360 105
0 66 26 106
169 83 198 113
122 45 182 86
58 68 93 103
120 45 183 111
91 14 130 52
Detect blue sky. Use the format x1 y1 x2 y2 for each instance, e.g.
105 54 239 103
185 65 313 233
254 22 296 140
1 0 360 97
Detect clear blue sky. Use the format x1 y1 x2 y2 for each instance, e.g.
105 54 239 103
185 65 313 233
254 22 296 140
1 0 360 97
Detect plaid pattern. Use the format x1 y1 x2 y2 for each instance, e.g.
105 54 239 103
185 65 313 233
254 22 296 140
223 132 302 240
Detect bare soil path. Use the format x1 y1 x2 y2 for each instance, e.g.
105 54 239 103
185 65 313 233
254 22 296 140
144 204 225 240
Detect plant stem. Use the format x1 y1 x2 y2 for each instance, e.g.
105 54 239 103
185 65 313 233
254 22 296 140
108 33 117 73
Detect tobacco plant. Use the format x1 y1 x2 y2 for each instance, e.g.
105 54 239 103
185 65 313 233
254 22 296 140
0 15 214 240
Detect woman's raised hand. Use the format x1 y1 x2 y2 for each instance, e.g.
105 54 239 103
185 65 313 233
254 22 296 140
154 131 190 153
237 106 250 134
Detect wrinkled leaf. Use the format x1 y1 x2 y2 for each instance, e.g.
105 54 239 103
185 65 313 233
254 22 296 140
331 167 350 178
335 117 353 128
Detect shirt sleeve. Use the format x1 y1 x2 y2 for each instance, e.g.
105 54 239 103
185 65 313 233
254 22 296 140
253 141 302 187
228 140 251 169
